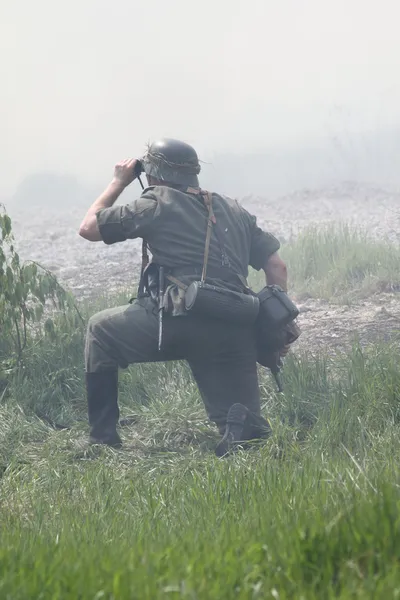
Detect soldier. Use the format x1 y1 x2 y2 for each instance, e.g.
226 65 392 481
78 138 288 455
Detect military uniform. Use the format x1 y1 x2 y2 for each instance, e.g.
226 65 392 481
83 138 283 452
86 184 280 434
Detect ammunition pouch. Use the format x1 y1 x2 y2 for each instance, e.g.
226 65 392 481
255 285 301 366
184 281 260 325
257 285 299 331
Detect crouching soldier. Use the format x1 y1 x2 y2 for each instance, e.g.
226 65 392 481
78 138 290 455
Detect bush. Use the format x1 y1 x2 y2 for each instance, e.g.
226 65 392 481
0 205 75 381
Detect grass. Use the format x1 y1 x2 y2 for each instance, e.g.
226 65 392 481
250 224 400 303
2 332 400 597
1 225 400 597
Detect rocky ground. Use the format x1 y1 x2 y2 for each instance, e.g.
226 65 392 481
293 293 400 353
5 180 400 353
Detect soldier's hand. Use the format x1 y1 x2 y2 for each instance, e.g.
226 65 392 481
112 158 138 188
280 344 290 359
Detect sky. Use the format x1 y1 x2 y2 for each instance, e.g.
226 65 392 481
2 0 400 197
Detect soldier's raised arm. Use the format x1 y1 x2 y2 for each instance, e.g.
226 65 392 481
79 158 139 242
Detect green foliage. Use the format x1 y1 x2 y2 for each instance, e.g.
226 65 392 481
282 224 400 301
250 224 400 302
0 205 74 373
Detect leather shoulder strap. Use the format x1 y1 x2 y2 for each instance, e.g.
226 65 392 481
200 191 215 283
187 187 248 287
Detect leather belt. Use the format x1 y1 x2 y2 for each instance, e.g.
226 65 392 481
165 265 248 288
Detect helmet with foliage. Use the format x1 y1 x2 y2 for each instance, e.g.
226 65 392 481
141 138 201 187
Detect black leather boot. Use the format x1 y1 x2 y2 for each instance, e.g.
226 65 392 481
86 371 122 448
215 403 272 457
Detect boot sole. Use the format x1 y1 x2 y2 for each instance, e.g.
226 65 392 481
89 435 122 449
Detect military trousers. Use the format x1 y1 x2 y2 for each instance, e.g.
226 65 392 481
85 296 261 430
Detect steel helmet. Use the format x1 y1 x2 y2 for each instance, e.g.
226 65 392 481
141 138 201 187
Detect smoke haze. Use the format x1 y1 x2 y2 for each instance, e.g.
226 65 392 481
2 0 400 200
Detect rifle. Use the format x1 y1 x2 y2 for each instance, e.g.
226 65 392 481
158 265 165 351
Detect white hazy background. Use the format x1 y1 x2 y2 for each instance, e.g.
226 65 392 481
2 0 400 200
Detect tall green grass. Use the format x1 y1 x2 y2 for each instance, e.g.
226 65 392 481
284 224 400 301
251 224 400 302
2 335 400 597
1 451 400 598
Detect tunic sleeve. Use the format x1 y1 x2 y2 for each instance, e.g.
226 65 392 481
96 191 158 245
246 212 281 270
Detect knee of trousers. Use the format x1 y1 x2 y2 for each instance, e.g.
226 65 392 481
86 312 108 346
85 312 119 372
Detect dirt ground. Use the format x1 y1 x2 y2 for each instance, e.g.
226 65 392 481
6 180 400 353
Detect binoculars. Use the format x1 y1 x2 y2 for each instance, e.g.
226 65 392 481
134 160 144 177
134 160 145 189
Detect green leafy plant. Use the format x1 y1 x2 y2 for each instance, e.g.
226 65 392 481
0 204 72 371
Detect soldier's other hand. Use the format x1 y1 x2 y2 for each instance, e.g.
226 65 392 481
112 158 138 188
280 344 290 359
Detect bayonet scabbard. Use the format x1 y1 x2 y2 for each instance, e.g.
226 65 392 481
158 266 165 352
